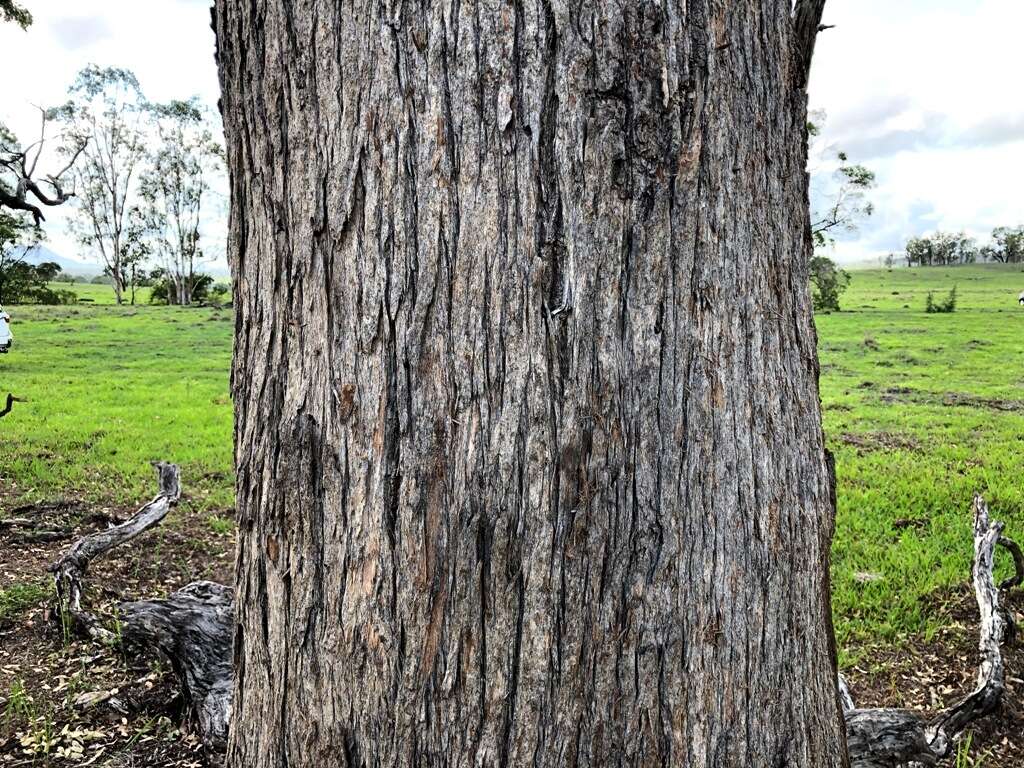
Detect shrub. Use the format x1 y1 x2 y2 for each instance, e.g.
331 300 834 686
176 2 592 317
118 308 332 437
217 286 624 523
925 285 957 313
809 255 851 312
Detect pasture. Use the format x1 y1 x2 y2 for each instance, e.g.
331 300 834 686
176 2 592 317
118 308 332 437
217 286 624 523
0 264 1023 763
1 265 1022 653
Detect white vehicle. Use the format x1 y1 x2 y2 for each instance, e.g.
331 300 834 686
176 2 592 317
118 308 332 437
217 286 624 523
0 306 12 353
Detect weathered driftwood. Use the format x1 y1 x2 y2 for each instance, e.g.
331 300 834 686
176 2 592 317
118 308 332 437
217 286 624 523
49 463 233 750
50 466 1018 762
841 495 1022 768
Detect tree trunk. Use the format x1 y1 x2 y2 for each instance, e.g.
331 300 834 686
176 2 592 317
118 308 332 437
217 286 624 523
215 1 846 765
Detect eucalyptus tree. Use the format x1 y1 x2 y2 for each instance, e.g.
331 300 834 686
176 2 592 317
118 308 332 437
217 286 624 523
60 66 147 304
137 99 222 306
213 1 852 766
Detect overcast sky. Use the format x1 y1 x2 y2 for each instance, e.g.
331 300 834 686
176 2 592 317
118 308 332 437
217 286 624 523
2 1 1022 268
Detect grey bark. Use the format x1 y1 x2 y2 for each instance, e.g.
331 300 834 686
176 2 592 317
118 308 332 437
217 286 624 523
214 1 848 766
45 463 1019 763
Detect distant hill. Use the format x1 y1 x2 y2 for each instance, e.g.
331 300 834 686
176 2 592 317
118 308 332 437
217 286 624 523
12 244 102 276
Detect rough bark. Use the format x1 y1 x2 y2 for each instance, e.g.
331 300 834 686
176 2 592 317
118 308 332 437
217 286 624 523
49 463 234 750
215 1 848 766
45 467 1020 763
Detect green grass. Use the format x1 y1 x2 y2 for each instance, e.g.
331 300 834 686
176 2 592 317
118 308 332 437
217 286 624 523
2 263 1023 661
821 264 1024 658
0 304 233 509
0 582 49 623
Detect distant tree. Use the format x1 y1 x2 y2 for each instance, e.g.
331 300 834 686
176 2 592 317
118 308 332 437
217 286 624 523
905 231 978 267
0 211 73 304
138 99 222 306
59 66 148 305
809 254 851 312
149 269 215 305
883 252 895 269
102 206 151 305
990 226 1024 263
0 0 31 28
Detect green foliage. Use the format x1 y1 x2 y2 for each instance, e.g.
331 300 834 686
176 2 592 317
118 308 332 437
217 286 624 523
0 212 75 304
0 0 31 28
149 271 215 305
808 113 876 250
989 225 1024 263
809 255 851 312
924 285 957 313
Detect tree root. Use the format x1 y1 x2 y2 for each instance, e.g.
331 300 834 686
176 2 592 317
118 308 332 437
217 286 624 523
50 466 1019 762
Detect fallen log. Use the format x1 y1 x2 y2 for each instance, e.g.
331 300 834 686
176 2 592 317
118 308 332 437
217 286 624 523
50 462 233 750
50 467 1019 762
842 495 1022 767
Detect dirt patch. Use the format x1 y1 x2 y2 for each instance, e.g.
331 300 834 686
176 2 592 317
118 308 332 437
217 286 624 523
0 491 232 766
881 385 915 403
838 431 921 453
942 392 1024 412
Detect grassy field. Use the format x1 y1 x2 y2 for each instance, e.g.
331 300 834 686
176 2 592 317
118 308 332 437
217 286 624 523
0 304 233 510
46 281 154 305
2 264 1023 663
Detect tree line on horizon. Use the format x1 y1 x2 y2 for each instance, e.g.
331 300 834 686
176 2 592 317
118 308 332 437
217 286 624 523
893 226 1024 267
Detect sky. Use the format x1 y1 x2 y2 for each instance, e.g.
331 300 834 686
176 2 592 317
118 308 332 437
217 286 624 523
1 1 1022 268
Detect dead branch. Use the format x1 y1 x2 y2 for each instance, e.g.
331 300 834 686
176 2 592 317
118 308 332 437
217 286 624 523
49 462 233 750
0 393 25 419
842 496 1016 767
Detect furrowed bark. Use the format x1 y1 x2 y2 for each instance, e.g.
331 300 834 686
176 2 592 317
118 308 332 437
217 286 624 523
44 465 1019 761
215 2 848 765
49 463 234 750
841 496 1018 768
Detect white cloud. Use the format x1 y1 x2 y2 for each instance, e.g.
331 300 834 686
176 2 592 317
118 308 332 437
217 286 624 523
810 0 1024 263
3 2 1022 270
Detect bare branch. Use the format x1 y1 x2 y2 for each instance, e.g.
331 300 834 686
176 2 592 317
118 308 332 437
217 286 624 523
49 463 233 750
0 393 26 419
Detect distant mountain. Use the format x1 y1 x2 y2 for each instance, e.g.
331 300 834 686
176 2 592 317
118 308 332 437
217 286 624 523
11 245 102 276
